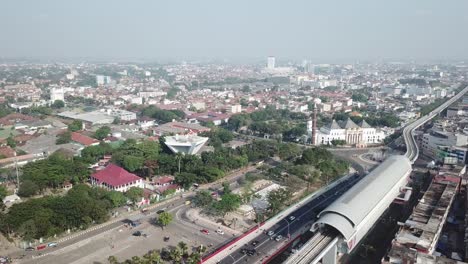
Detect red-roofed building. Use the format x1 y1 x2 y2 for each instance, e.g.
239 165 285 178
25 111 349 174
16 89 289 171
153 176 174 186
71 132 99 146
0 146 16 158
90 164 144 192
155 184 182 195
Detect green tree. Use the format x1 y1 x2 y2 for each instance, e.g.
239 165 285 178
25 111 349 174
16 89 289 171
166 87 180 99
122 156 144 172
222 182 231 194
169 247 182 263
186 252 201 264
242 85 251 93
212 193 241 216
125 187 144 205
240 98 249 107
106 191 127 207
131 256 142 264
267 188 292 214
331 139 346 146
351 93 368 102
68 120 83 132
278 143 302 160
178 241 188 257
6 136 16 148
94 126 111 140
17 180 39 197
175 172 197 190
143 250 162 264
193 190 214 207
107 255 119 264
158 211 173 229
162 188 176 197
56 131 71 145
51 100 65 109
0 185 7 200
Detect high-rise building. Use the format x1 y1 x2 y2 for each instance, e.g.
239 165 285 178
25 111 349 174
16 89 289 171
96 75 106 85
96 75 112 86
267 56 275 69
50 87 64 102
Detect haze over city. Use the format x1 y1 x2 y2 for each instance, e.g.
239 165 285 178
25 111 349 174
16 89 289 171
2 2 468 264
1 0 468 61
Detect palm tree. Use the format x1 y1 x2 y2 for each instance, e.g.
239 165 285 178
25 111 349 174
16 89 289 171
197 244 207 255
187 252 201 264
178 241 188 257
143 250 162 264
107 255 119 264
131 256 142 264
169 248 183 263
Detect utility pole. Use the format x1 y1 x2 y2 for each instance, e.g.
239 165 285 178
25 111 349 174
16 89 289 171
311 103 317 145
14 151 19 191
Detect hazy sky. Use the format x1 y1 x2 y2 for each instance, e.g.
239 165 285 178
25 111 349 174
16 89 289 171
1 0 468 61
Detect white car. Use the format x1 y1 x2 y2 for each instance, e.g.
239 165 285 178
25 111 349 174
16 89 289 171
289 216 295 221
275 235 283 241
216 229 224 235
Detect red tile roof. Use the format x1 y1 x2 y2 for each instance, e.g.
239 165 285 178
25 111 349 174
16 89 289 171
0 113 36 126
154 176 174 185
92 164 142 187
156 184 181 194
0 146 16 158
71 132 99 146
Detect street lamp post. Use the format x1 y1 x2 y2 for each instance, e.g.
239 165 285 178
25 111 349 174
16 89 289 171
284 219 290 239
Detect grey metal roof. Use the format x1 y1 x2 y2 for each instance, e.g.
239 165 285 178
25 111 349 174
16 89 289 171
316 155 412 240
359 120 372 128
327 119 342 130
340 118 359 129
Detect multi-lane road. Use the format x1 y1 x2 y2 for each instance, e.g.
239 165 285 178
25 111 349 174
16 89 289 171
215 173 363 264
404 84 468 162
9 165 259 263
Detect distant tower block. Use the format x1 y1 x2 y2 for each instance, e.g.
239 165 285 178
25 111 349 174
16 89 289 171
267 56 276 69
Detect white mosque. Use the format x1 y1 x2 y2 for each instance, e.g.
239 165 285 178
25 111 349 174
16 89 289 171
308 118 386 147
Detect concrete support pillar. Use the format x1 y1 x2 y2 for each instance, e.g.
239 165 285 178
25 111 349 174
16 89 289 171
322 243 337 264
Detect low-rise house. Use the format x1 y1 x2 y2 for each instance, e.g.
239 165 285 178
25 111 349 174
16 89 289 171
90 164 144 192
71 132 100 146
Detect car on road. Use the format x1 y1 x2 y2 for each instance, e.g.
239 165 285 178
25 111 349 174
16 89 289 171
132 231 142 236
157 209 165 214
251 240 259 246
240 248 248 255
200 229 210 235
246 249 256 256
267 230 274 236
25 247 35 251
47 242 58 247
36 245 46 250
289 216 295 221
275 235 283 241
216 229 224 235
164 236 170 242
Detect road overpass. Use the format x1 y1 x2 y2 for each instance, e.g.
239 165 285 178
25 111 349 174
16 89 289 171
285 84 468 264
